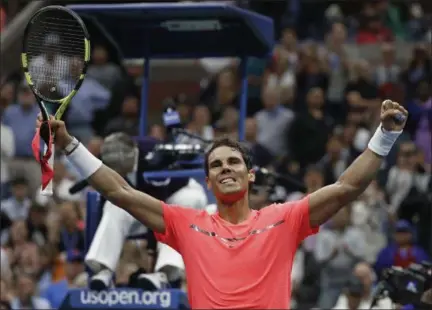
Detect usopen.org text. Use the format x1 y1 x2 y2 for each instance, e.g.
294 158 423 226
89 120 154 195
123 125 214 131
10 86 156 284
79 290 172 308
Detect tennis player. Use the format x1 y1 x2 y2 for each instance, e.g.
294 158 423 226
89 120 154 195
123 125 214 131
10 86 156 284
36 100 407 308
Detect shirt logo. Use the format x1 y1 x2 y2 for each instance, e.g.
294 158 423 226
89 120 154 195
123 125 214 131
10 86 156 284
189 220 285 244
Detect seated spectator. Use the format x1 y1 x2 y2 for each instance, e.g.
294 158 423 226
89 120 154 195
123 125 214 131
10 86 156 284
332 275 366 310
87 44 123 90
315 208 367 309
374 220 430 278
288 87 333 169
42 249 85 309
356 5 393 44
104 95 139 137
10 272 51 310
255 84 294 158
318 133 351 185
374 43 401 88
401 44 431 99
186 104 214 141
57 202 85 254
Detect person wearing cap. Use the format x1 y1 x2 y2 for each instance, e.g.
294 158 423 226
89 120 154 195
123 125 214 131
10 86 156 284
41 249 85 309
374 220 430 278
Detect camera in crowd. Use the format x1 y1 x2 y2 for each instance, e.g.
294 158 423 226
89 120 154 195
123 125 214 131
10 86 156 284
373 261 432 307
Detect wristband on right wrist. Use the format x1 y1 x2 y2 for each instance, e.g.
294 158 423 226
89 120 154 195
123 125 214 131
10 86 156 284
66 142 103 179
367 124 402 156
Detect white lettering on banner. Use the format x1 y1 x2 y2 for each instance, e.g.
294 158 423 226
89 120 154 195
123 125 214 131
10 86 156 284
79 290 172 308
160 20 222 31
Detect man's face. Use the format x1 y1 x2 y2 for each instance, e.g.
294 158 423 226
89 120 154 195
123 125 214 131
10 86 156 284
18 86 34 107
12 183 28 200
206 146 253 196
17 275 34 300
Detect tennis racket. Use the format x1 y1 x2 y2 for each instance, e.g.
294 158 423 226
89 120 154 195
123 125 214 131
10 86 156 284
21 5 90 196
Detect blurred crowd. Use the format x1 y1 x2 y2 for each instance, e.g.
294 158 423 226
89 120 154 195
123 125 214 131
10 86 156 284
1 0 431 309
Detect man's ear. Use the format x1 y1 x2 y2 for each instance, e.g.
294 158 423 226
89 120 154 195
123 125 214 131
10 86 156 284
248 169 255 183
206 177 211 190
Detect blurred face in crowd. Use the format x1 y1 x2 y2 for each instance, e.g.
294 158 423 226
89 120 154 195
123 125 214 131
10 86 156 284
281 28 297 50
122 96 139 117
354 60 371 80
304 168 324 193
11 182 28 201
10 220 28 245
394 230 413 247
17 84 34 108
343 123 357 146
244 118 257 143
217 69 236 91
19 244 41 275
332 207 350 229
397 142 417 170
0 82 15 106
381 43 395 65
416 81 430 102
206 146 252 198
326 135 343 160
92 45 109 65
149 124 165 140
16 274 35 302
221 106 239 131
60 202 79 230
262 85 280 109
193 105 211 127
330 22 347 45
306 87 324 109
70 57 84 79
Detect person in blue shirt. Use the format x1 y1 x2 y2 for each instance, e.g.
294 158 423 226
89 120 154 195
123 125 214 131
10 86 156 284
41 249 85 309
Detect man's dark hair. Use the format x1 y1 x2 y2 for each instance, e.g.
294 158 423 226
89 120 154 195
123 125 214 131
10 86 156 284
204 137 252 176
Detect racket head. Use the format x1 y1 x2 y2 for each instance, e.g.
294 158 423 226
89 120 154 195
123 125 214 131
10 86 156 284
21 5 90 119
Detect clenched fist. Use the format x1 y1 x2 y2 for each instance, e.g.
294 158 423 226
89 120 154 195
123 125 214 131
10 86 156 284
380 100 408 132
36 114 73 149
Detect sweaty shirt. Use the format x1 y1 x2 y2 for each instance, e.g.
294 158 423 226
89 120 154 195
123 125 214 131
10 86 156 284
154 196 318 309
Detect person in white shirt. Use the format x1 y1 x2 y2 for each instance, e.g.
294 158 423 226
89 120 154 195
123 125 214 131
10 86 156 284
333 262 394 309
0 122 14 199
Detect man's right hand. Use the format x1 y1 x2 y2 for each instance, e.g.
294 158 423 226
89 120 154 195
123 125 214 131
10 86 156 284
36 114 73 149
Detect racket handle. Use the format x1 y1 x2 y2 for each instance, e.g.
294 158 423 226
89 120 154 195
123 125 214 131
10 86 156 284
41 142 54 196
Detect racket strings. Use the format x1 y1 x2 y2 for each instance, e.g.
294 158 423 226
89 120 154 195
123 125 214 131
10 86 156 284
26 10 86 101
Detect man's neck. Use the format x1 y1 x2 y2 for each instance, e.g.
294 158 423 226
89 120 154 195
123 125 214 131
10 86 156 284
217 198 251 224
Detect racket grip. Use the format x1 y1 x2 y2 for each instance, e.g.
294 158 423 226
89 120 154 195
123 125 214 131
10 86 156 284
41 142 54 196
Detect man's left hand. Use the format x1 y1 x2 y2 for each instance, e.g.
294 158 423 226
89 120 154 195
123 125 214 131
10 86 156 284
380 100 408 132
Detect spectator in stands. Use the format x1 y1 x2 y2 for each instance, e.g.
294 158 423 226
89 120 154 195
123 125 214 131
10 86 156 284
1 178 31 221
0 82 16 112
332 274 365 310
10 272 51 309
42 249 85 309
356 3 393 44
201 67 239 122
26 204 48 247
104 95 140 137
186 104 214 141
288 87 332 168
315 207 367 309
405 80 432 168
0 118 14 199
318 133 351 185
87 44 123 90
325 22 350 124
2 82 40 195
57 202 85 254
256 84 294 158
62 57 111 144
374 43 401 89
375 220 430 278
243 117 273 167
351 181 388 263
0 279 12 309
401 44 431 99
214 105 239 140
386 141 431 217
295 47 329 107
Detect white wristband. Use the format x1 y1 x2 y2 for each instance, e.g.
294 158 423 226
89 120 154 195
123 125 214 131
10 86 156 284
67 143 103 179
367 124 402 156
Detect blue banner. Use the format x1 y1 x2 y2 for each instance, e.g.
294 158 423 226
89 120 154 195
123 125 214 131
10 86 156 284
60 289 188 309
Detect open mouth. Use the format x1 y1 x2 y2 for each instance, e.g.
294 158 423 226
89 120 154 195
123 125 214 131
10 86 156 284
219 177 236 184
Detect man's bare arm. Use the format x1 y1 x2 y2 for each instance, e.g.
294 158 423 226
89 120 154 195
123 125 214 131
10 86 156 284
309 149 382 227
308 100 408 227
87 165 165 233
